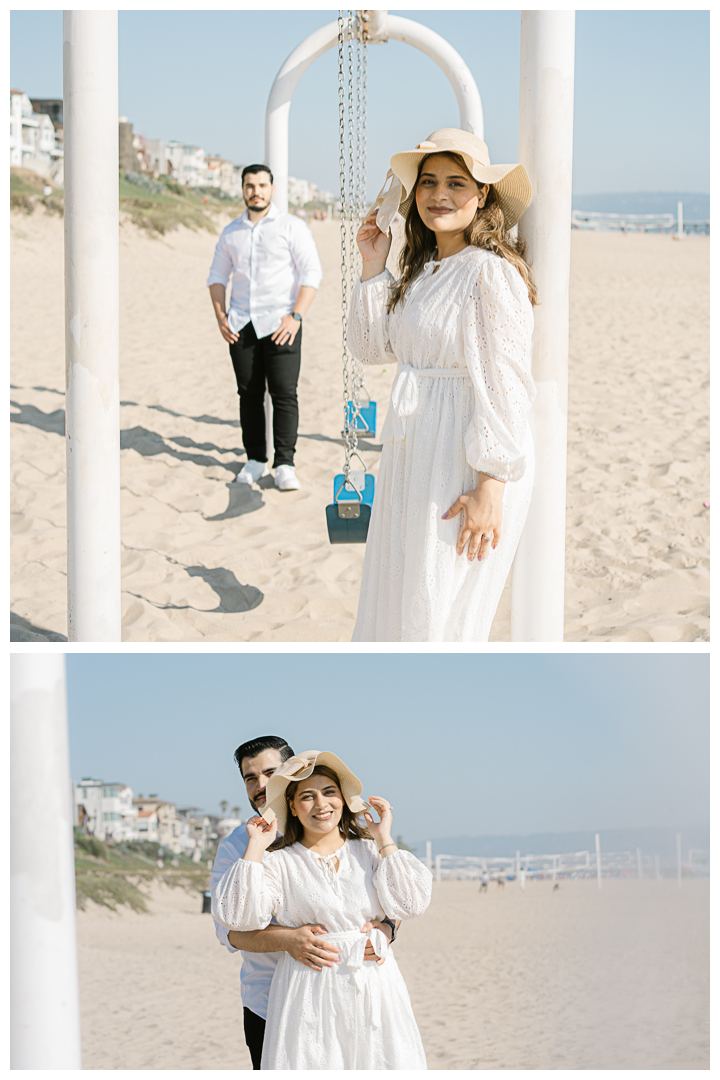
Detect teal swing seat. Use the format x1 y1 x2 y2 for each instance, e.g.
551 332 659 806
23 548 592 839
326 471 375 544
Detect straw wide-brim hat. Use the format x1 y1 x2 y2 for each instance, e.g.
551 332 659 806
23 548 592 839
373 128 531 233
261 751 371 835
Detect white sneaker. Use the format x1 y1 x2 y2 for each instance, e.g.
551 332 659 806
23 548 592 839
235 460 270 484
274 464 301 491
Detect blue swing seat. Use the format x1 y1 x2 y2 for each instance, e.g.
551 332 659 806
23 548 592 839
344 399 377 438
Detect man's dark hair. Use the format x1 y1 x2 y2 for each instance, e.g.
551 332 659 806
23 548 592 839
241 164 273 184
234 735 293 774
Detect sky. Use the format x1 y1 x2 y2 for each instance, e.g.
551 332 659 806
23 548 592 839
65 653 709 842
10 8 710 197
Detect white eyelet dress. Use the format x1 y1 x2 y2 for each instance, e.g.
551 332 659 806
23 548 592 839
347 246 536 642
211 838 432 1070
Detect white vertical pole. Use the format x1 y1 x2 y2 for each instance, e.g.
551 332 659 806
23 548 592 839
435 854 442 883
425 840 432 870
512 11 576 641
655 853 661 879
595 833 602 890
64 10 122 641
552 855 557 882
676 832 682 887
515 849 521 879
11 655 82 1068
636 847 643 879
676 200 684 238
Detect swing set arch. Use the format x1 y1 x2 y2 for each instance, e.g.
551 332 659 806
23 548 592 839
264 11 484 215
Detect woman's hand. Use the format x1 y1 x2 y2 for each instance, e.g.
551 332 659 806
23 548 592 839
363 796 396 855
360 919 391 966
244 815 278 859
357 210 391 280
442 474 505 561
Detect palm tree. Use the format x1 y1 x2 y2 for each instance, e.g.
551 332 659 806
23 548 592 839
231 806 241 820
219 800 229 817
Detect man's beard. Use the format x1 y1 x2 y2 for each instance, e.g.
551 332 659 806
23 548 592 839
245 197 269 211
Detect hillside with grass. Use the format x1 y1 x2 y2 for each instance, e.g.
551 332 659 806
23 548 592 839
11 167 244 236
74 830 214 912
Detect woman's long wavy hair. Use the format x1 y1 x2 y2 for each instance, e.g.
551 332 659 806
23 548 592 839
388 151 538 312
269 765 373 851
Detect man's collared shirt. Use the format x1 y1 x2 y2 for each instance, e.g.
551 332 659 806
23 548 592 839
206 203 322 340
210 825 281 1021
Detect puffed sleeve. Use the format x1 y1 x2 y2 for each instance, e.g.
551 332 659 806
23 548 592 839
463 255 536 482
373 849 433 920
210 855 282 932
347 269 398 366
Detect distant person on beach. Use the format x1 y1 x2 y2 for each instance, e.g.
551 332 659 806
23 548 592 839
210 736 395 1070
480 870 489 892
207 166 322 491
213 749 431 1069
348 129 537 641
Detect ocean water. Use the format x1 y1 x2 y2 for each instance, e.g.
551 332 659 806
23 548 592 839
572 191 709 221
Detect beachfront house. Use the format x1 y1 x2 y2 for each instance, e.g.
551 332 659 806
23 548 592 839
10 90 63 180
203 155 239 196
132 795 190 852
166 141 207 187
144 138 170 177
74 778 137 842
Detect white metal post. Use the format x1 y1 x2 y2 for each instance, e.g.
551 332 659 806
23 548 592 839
595 833 602 890
676 200 684 238
425 839 432 870
512 11 576 641
515 849 521 879
11 655 82 1068
637 847 643 879
64 10 122 641
676 832 682 887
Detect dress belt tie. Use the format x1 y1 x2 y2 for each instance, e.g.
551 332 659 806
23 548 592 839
380 364 472 443
320 929 389 1029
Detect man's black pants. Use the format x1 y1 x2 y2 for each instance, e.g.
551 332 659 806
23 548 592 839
229 321 302 469
243 1007 266 1070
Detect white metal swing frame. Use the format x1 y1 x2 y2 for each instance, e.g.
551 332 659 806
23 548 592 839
60 9 575 644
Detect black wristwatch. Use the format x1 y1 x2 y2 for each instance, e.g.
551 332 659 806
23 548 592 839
291 311 302 322
381 918 397 943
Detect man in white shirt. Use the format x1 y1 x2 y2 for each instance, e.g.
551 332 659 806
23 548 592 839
210 735 395 1069
207 166 323 491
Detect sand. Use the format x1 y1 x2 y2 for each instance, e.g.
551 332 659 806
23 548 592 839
75 876 709 1070
10 210 709 641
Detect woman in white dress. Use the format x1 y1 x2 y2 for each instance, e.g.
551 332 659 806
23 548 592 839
211 751 432 1070
348 128 538 641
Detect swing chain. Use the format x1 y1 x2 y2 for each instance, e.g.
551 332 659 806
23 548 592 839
349 16 369 417
338 10 366 484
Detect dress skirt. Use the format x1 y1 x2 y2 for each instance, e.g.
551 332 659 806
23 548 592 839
352 370 535 642
261 929 427 1070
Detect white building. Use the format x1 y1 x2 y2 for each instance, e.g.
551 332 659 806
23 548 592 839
10 90 63 179
217 815 245 839
287 176 312 207
144 138 170 177
74 778 137 842
203 156 240 196
167 141 207 186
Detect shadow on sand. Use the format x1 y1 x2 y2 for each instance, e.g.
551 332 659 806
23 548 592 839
11 612 67 641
